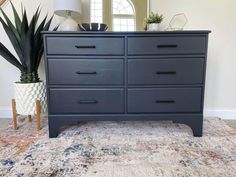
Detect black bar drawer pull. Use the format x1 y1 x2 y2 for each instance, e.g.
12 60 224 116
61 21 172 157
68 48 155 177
78 100 98 104
76 71 97 75
75 45 96 49
156 71 176 75
156 100 175 103
157 45 178 48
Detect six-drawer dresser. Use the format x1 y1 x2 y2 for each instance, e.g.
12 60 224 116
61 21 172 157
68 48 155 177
42 31 210 138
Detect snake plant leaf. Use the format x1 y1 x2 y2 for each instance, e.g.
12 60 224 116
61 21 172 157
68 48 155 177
23 14 37 72
29 14 38 70
34 15 47 44
10 1 22 35
18 9 29 68
36 18 57 70
0 9 21 43
35 17 59 70
34 16 54 69
33 15 47 70
53 25 60 31
0 3 55 83
35 45 44 70
36 15 47 34
21 9 29 37
21 3 24 17
35 16 54 69
0 17 24 64
34 6 42 24
0 42 24 71
35 23 59 70
43 15 53 31
0 8 25 67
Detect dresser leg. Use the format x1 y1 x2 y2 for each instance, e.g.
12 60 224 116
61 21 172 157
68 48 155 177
192 126 203 137
49 128 58 138
189 120 203 137
48 117 60 138
173 116 203 137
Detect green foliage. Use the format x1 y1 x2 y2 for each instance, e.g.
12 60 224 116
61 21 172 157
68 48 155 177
145 12 164 24
0 2 57 83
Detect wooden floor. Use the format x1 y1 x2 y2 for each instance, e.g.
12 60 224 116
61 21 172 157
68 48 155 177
1 118 236 130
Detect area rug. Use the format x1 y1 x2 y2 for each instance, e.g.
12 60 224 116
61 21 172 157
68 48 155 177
0 117 236 177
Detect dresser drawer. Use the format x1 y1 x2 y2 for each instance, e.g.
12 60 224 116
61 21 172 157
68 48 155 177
48 59 124 85
128 36 206 55
46 37 124 55
128 88 202 113
49 89 124 114
128 58 204 85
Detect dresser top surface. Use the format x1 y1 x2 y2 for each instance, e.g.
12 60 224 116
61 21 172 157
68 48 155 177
42 30 211 35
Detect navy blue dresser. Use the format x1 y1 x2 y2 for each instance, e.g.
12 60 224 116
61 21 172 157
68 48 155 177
42 31 210 138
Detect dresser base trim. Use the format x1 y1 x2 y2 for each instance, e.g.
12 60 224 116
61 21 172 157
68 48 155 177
48 114 203 138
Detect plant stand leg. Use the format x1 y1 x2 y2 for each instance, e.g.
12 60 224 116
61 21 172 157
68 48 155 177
28 115 32 122
12 99 17 130
36 100 41 130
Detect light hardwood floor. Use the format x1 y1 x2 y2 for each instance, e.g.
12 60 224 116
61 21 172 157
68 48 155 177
0 118 236 130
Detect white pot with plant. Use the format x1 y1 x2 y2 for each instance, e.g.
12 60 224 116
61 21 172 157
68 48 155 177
145 12 164 31
0 3 56 116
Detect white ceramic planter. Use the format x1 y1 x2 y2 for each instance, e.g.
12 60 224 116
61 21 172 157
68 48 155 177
148 23 160 31
14 82 47 115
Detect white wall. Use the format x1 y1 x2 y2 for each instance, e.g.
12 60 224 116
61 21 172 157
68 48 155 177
0 0 236 119
150 0 236 119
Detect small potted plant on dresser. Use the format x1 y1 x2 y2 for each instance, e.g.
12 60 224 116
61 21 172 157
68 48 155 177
145 12 164 31
0 3 55 129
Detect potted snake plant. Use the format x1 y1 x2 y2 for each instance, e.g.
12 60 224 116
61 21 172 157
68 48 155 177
0 3 55 115
145 12 164 31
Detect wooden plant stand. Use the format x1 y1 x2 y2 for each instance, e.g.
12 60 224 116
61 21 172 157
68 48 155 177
12 99 41 130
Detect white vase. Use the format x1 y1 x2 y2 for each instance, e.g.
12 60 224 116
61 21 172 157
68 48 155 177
14 82 47 115
148 23 160 31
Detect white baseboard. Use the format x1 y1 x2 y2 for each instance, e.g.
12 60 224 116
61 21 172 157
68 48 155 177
0 106 12 118
204 109 236 120
0 106 236 120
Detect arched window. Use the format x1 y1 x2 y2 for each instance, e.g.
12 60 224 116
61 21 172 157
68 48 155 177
112 0 136 31
90 0 146 31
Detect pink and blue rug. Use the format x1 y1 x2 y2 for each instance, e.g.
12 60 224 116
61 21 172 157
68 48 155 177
0 117 236 177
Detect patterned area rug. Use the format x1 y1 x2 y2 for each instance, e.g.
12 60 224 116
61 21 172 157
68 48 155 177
0 117 236 177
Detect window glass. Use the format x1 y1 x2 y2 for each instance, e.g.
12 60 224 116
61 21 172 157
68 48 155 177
90 0 103 23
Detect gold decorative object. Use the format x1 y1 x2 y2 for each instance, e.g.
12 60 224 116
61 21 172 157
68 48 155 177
167 13 188 31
